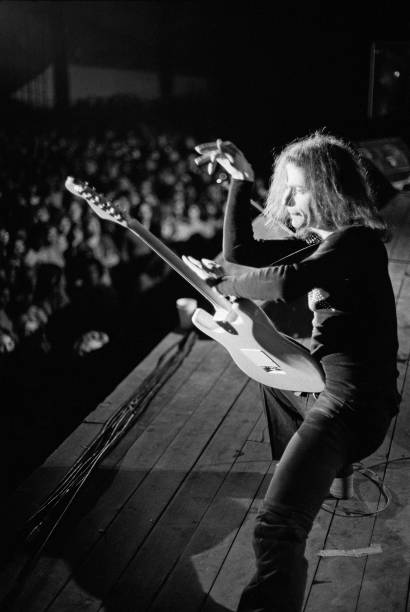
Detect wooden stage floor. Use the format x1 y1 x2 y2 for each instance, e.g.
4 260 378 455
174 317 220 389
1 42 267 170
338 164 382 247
2 191 410 611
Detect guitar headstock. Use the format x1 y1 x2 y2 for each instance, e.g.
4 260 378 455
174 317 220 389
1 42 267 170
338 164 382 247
65 177 128 227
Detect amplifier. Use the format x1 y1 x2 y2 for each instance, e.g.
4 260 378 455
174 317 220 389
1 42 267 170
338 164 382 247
358 137 410 189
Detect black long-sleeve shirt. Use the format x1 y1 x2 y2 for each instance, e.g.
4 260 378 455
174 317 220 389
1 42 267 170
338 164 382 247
218 180 399 402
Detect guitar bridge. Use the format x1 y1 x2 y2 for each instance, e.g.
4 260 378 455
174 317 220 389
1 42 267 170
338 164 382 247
240 349 284 374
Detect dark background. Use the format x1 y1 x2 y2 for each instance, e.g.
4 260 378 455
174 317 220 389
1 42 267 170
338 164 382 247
2 2 410 150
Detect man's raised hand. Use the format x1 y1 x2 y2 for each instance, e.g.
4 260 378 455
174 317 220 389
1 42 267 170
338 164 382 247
194 139 255 182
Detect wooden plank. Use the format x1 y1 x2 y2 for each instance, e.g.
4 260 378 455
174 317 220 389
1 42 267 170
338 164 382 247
85 331 187 424
0 422 103 605
3 422 103 529
4 332 205 530
203 472 334 611
203 464 336 611
17 345 237 612
0 335 216 611
148 440 271 612
247 412 270 445
98 381 265 612
197 452 274 612
97 335 216 470
354 363 410 611
206 408 402 611
304 424 397 608
303 419 395 612
42 358 245 612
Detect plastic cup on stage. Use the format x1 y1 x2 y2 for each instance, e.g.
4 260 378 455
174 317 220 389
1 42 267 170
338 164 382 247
176 297 197 330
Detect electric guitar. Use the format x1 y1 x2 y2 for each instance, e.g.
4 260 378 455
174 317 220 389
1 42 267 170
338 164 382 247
65 177 325 392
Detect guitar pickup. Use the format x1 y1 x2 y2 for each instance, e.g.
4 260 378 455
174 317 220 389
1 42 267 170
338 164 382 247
216 320 238 335
240 349 284 373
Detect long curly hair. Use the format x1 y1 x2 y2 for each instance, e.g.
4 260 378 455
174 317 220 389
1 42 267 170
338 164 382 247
264 131 389 240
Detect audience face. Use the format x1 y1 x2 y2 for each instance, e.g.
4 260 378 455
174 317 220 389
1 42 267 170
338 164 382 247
86 216 102 237
13 238 26 259
139 202 152 222
0 285 11 310
173 198 185 217
68 200 83 224
187 204 201 222
85 261 103 286
0 332 15 353
19 308 44 337
29 186 41 207
141 180 153 197
35 206 50 224
47 226 60 246
70 225 84 246
59 216 72 235
0 228 9 242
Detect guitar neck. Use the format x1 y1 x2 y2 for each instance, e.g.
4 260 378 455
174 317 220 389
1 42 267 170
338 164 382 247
126 217 232 311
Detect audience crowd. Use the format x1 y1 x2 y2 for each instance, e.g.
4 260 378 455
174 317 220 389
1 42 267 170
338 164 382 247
0 100 268 389
0 125 210 355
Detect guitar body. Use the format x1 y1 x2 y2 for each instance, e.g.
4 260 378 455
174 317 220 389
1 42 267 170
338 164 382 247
192 300 325 393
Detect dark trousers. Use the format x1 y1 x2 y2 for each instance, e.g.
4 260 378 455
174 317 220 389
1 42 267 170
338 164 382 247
237 386 394 612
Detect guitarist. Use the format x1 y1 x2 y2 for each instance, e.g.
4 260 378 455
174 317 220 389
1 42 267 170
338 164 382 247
194 134 399 612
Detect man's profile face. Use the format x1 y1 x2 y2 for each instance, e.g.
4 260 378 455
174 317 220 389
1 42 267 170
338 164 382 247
284 163 313 231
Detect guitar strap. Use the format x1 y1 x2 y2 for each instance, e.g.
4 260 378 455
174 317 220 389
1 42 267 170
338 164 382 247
270 234 322 267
